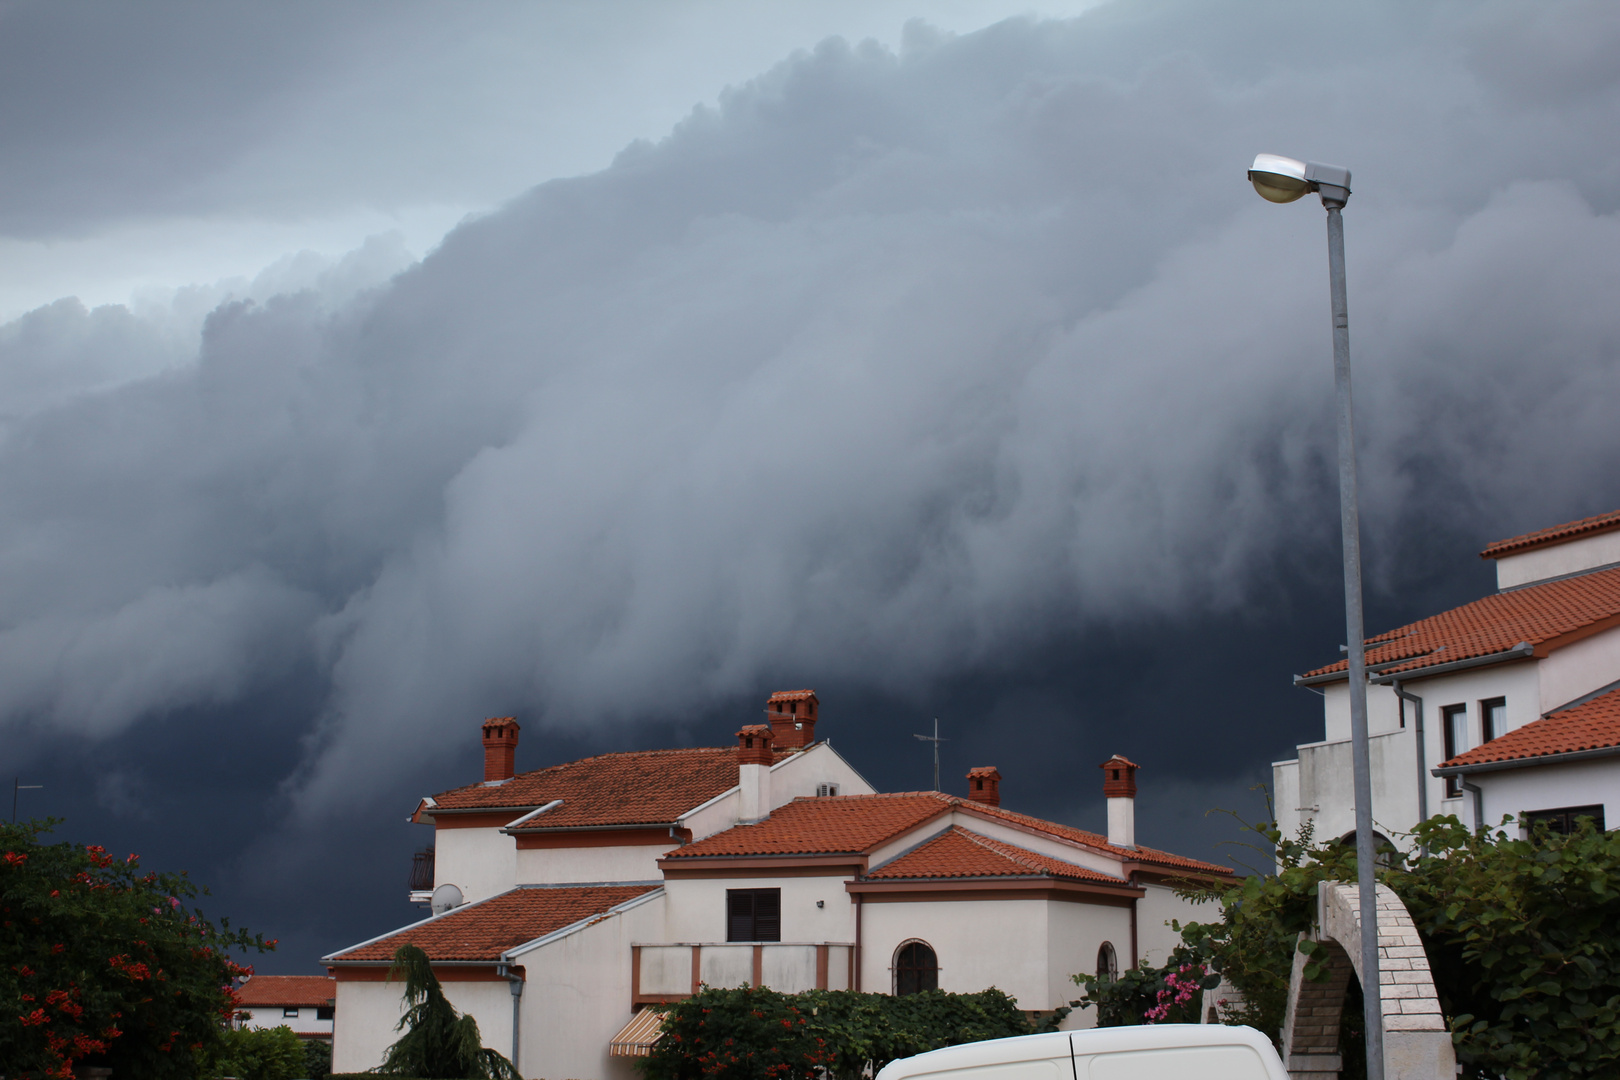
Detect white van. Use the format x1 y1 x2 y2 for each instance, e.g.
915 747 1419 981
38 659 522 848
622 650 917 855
873 1025 1288 1080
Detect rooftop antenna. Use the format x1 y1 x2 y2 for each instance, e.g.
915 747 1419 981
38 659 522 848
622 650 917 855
12 779 43 824
912 719 947 792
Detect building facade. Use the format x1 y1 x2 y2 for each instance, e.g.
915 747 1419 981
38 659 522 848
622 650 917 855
233 974 336 1042
1274 508 1620 848
326 692 1231 1079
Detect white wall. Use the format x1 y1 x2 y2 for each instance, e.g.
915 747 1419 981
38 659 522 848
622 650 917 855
1538 626 1620 713
332 978 513 1074
1046 901 1132 1030
1271 759 1300 847
1494 530 1620 589
1472 757 1620 832
1134 883 1219 968
661 873 857 944
237 1005 333 1037
515 840 671 884
436 824 518 903
514 889 666 1080
770 743 876 804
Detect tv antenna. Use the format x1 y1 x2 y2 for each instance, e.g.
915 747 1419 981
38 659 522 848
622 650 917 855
12 779 43 824
912 719 947 792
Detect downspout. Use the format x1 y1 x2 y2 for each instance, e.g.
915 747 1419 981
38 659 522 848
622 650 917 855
853 893 863 992
1128 872 1139 968
496 963 523 1070
1462 781 1485 835
1391 681 1427 853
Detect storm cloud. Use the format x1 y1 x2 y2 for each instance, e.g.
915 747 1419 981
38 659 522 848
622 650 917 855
4 1 1620 959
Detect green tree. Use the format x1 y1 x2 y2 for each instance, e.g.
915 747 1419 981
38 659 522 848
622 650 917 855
375 944 519 1079
205 1024 307 1080
1156 811 1620 1080
0 818 273 1079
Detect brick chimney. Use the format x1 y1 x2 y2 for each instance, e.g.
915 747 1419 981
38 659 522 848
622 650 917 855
767 690 818 750
737 724 774 822
481 718 521 783
1100 755 1139 848
966 766 1002 808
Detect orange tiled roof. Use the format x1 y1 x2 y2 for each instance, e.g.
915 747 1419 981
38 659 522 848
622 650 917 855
235 975 335 1007
327 885 659 964
768 689 817 701
1439 686 1620 772
1480 509 1620 560
424 746 787 827
865 826 1123 883
1301 566 1620 683
664 792 1232 876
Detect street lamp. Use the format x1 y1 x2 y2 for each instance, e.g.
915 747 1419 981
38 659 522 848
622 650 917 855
1248 152 1382 1080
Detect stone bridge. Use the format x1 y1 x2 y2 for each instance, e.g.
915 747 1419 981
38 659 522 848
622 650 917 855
1279 882 1455 1079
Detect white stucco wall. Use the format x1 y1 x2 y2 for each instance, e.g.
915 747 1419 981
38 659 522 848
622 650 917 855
513 889 666 1080
1494 530 1620 589
1271 759 1301 845
332 977 513 1075
661 873 857 944
237 1005 333 1037
436 824 519 903
770 743 876 804
514 840 672 884
1538 626 1620 713
1045 900 1132 1029
1133 882 1219 968
1470 756 1620 832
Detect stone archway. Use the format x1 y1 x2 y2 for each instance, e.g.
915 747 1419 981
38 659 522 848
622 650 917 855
1279 882 1455 1080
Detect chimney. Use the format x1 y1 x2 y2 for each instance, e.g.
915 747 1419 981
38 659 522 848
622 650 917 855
966 766 1002 808
737 724 774 822
766 690 819 750
1100 755 1139 848
481 717 520 784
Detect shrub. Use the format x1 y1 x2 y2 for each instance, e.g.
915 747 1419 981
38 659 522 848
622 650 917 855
206 1024 306 1080
640 984 1037 1080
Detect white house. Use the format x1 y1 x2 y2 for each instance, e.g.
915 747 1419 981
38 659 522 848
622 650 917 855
233 974 336 1042
325 691 1232 1080
1274 507 1620 849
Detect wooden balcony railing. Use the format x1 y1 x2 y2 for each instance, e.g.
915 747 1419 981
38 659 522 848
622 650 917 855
631 942 855 1005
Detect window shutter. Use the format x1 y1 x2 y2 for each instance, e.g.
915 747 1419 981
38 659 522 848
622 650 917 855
754 889 780 942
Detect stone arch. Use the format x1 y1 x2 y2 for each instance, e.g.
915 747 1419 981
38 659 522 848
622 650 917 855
1279 882 1455 1080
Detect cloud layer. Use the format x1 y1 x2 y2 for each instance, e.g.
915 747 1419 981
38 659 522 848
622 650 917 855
4 2 1620 817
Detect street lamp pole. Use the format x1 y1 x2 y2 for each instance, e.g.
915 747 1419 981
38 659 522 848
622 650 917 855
1248 154 1383 1080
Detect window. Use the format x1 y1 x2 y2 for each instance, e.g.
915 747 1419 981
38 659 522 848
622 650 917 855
726 888 780 942
283 1007 300 1018
1441 704 1467 798
1480 697 1506 743
894 941 939 996
316 1005 334 1021
816 782 840 797
1096 941 1118 981
1526 805 1606 836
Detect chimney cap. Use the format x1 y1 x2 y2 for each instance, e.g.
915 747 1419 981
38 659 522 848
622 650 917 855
1098 754 1140 770
967 765 1002 779
768 689 818 702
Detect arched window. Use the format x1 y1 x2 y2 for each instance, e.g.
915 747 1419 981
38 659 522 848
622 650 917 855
894 941 939 996
1096 941 1118 981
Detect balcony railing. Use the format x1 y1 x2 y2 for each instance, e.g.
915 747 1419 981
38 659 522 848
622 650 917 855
632 942 855 1005
408 847 435 893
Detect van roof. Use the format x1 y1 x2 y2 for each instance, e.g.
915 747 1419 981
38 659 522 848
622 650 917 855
874 1026 1283 1080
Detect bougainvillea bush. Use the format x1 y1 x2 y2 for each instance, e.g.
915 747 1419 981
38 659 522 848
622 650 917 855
639 984 1039 1080
1068 945 1219 1028
0 818 273 1079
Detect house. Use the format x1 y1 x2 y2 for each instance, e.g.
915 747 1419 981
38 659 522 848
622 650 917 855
233 974 336 1042
325 691 1232 1080
1274 507 1620 849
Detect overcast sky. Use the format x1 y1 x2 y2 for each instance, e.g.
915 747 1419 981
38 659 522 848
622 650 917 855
4 0 1620 975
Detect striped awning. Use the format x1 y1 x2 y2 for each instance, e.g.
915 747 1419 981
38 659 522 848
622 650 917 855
608 1007 669 1057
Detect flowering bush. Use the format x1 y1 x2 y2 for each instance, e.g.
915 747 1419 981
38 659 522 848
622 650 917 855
640 984 1038 1080
1068 944 1219 1027
0 818 273 1079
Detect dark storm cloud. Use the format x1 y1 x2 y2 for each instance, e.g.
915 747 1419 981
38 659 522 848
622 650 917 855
3 0 1620 840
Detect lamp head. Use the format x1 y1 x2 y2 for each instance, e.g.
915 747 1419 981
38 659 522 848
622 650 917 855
1248 153 1310 203
1248 154 1352 208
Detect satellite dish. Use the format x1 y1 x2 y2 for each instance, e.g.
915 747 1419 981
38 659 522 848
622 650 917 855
430 883 464 915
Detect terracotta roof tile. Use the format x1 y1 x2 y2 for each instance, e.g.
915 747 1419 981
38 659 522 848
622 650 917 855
327 885 659 964
235 975 335 1007
425 747 788 828
1480 509 1620 559
664 792 1232 876
1440 686 1620 771
666 793 949 857
866 827 1123 883
1302 567 1620 682
768 689 817 701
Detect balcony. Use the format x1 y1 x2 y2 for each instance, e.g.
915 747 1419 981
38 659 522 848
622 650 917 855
407 847 435 904
631 942 855 1005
